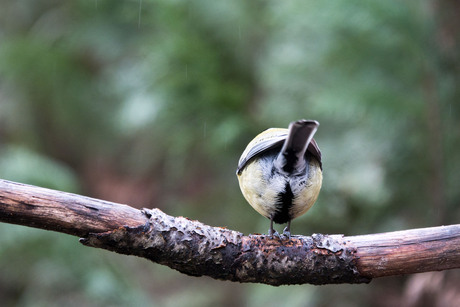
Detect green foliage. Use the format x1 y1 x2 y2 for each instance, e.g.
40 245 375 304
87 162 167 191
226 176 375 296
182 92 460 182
0 0 459 306
0 145 79 192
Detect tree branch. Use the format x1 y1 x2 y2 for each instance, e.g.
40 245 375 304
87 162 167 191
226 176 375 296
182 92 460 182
0 179 459 286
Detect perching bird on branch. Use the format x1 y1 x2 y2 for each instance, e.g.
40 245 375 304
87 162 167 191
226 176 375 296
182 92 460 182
236 119 323 237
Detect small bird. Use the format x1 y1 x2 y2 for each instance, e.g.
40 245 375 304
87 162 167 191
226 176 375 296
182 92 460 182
236 119 323 237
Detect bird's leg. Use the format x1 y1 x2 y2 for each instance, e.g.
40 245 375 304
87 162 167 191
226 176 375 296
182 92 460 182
269 217 275 236
282 220 291 239
268 216 279 237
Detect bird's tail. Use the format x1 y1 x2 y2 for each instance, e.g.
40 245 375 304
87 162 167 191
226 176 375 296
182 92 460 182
274 119 319 174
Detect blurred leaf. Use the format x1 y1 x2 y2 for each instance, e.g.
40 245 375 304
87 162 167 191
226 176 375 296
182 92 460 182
0 145 79 192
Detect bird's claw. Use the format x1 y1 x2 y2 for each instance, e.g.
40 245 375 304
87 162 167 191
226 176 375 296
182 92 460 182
282 227 291 239
268 229 280 238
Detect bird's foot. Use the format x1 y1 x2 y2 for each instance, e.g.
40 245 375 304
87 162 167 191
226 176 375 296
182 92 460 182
268 229 280 238
282 227 291 239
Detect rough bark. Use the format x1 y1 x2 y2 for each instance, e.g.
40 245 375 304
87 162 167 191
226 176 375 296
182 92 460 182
1 179 459 286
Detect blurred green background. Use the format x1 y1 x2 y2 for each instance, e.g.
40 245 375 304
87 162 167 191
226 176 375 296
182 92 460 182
1 0 459 306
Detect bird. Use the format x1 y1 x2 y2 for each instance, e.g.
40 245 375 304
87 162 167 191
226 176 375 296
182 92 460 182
236 119 323 237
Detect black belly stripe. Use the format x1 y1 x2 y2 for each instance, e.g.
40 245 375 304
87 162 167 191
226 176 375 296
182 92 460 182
273 182 293 224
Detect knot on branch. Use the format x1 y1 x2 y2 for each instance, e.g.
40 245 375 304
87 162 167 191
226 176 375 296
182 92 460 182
80 208 370 286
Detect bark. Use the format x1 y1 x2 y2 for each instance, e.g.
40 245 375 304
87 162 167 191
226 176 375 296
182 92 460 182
1 179 459 286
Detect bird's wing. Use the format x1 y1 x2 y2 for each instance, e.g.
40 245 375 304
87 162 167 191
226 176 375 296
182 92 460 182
236 128 287 175
237 124 323 175
308 138 322 169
